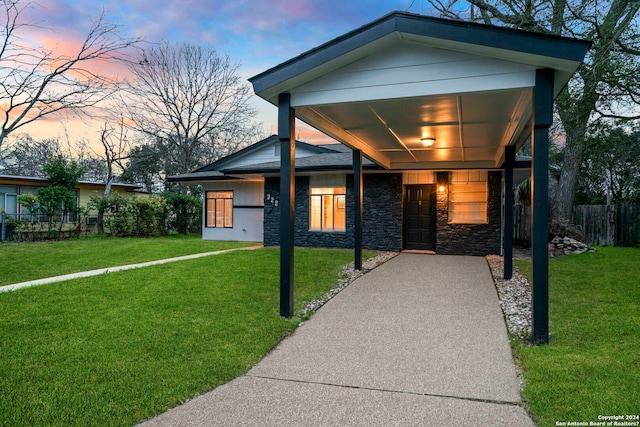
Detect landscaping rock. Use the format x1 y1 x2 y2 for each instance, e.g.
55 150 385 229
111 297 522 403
486 255 532 341
549 235 596 257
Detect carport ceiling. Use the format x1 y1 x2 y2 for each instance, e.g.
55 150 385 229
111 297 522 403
297 89 531 169
250 12 590 170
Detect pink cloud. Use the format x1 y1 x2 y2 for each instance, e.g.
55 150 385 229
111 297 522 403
296 125 339 145
20 30 134 85
9 0 401 148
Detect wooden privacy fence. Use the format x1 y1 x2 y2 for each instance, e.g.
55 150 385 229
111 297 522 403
614 202 640 246
573 205 615 246
513 204 531 247
512 202 640 247
574 202 640 246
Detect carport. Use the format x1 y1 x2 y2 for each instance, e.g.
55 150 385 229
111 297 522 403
249 11 590 343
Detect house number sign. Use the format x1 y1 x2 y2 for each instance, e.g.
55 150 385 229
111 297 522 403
265 194 279 207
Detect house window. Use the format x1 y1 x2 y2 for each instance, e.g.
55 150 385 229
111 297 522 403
39 190 80 224
309 175 346 232
65 191 79 223
0 185 18 221
448 171 488 224
206 191 233 228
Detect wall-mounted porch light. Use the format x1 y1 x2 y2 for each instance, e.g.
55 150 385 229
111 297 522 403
420 137 436 147
436 171 448 194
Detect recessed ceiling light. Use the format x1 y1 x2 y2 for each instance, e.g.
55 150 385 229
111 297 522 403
420 137 435 147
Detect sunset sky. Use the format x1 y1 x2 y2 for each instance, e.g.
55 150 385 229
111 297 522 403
18 0 438 146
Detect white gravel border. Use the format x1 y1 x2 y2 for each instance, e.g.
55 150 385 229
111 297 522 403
486 255 532 341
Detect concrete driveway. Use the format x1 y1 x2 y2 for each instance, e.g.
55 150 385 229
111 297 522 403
140 254 533 426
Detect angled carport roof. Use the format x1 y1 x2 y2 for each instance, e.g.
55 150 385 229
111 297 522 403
250 11 590 170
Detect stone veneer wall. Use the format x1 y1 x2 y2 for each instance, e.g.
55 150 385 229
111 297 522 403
263 171 500 256
263 174 402 252
362 174 403 251
435 171 502 256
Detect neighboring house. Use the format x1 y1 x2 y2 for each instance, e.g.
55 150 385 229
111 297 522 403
169 135 531 256
0 175 145 232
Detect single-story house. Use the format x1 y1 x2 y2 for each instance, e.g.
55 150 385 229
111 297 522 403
172 11 590 342
0 174 145 231
169 134 531 256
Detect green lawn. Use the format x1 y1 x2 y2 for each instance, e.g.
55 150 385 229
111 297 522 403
0 235 255 286
0 246 376 426
514 246 640 427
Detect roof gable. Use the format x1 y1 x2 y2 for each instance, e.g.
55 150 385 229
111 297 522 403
250 11 591 105
221 149 380 174
194 135 337 172
289 41 538 107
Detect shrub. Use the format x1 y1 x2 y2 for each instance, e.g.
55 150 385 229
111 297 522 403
161 192 202 235
103 193 134 237
102 194 168 237
131 195 168 237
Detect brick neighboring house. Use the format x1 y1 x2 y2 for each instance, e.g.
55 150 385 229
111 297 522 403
169 135 530 256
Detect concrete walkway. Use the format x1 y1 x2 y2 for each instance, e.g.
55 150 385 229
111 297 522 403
0 245 263 293
141 254 533 426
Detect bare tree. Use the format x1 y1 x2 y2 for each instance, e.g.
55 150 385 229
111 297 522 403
0 134 62 176
88 118 130 233
0 0 140 150
0 131 113 180
69 138 106 183
95 118 130 195
424 0 640 230
200 121 265 165
124 42 259 182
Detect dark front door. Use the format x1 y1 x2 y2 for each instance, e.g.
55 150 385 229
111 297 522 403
404 185 436 251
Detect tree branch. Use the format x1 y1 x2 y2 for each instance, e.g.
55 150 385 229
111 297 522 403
0 1 141 149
